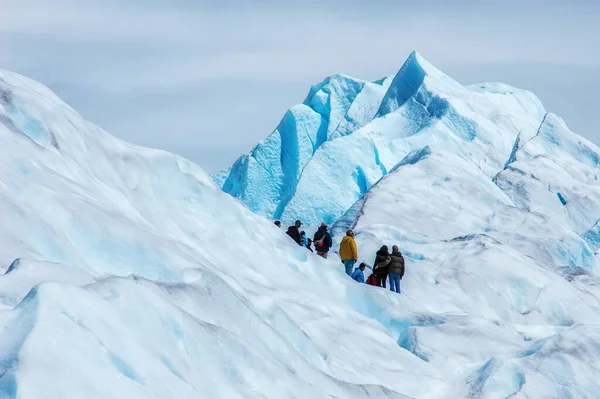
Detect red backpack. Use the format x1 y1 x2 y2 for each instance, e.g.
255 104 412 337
366 274 377 286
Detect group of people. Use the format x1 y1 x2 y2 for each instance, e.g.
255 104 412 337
341 238 404 294
275 219 405 294
278 219 332 257
371 244 405 293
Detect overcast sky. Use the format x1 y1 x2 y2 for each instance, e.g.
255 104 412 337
2 0 599 172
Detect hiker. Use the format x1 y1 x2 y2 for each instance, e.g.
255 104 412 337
306 238 314 253
373 245 391 288
274 220 281 228
300 231 308 247
339 229 358 276
313 222 333 258
351 263 366 283
388 245 405 294
286 220 303 245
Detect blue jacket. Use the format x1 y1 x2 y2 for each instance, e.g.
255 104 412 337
351 268 365 283
301 235 308 247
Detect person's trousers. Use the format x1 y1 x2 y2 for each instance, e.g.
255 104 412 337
317 251 328 259
343 259 355 276
389 273 401 294
376 275 387 288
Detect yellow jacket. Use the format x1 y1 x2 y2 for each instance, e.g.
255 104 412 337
339 236 358 261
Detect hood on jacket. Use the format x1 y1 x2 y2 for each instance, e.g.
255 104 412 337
317 225 328 234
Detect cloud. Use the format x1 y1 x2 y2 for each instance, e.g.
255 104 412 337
2 0 600 171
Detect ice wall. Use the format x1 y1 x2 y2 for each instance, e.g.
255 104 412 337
216 51 546 225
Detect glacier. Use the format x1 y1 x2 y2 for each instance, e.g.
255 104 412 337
3 48 600 399
216 52 546 226
0 71 423 398
215 51 600 397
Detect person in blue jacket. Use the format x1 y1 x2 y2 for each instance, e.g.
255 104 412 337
351 263 366 283
300 231 308 247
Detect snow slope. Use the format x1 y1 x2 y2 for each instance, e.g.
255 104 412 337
0 71 434 399
329 130 600 396
4 51 600 398
216 52 546 225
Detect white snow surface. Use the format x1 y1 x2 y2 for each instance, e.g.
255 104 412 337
0 71 420 399
326 102 600 396
3 48 600 399
329 141 600 397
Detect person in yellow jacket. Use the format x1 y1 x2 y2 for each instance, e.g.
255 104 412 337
339 229 358 276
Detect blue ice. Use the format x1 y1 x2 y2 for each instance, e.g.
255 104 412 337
4 105 49 144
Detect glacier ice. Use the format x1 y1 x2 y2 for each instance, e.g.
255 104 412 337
3 47 600 399
216 51 546 225
324 98 600 395
217 51 600 397
218 73 391 220
494 112 600 236
0 70 428 398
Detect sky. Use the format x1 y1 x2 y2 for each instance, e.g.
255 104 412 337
1 0 599 173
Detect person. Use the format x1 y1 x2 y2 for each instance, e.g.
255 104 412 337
300 231 308 247
373 245 391 288
306 238 314 253
274 220 281 228
313 222 333 258
286 220 303 245
351 263 366 283
388 245 405 294
339 229 358 276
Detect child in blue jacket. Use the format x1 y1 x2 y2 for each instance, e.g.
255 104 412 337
351 263 366 283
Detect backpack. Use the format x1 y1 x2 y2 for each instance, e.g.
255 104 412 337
366 274 377 286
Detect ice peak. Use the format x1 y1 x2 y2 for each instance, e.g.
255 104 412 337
303 73 366 107
376 51 460 117
406 51 436 72
402 51 451 81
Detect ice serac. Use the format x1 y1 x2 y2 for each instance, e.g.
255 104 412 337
215 51 546 225
0 70 437 399
217 73 390 219
376 51 461 117
279 56 545 224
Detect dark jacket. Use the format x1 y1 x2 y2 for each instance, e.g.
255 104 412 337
313 227 333 252
373 250 391 277
388 251 405 277
286 226 302 245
